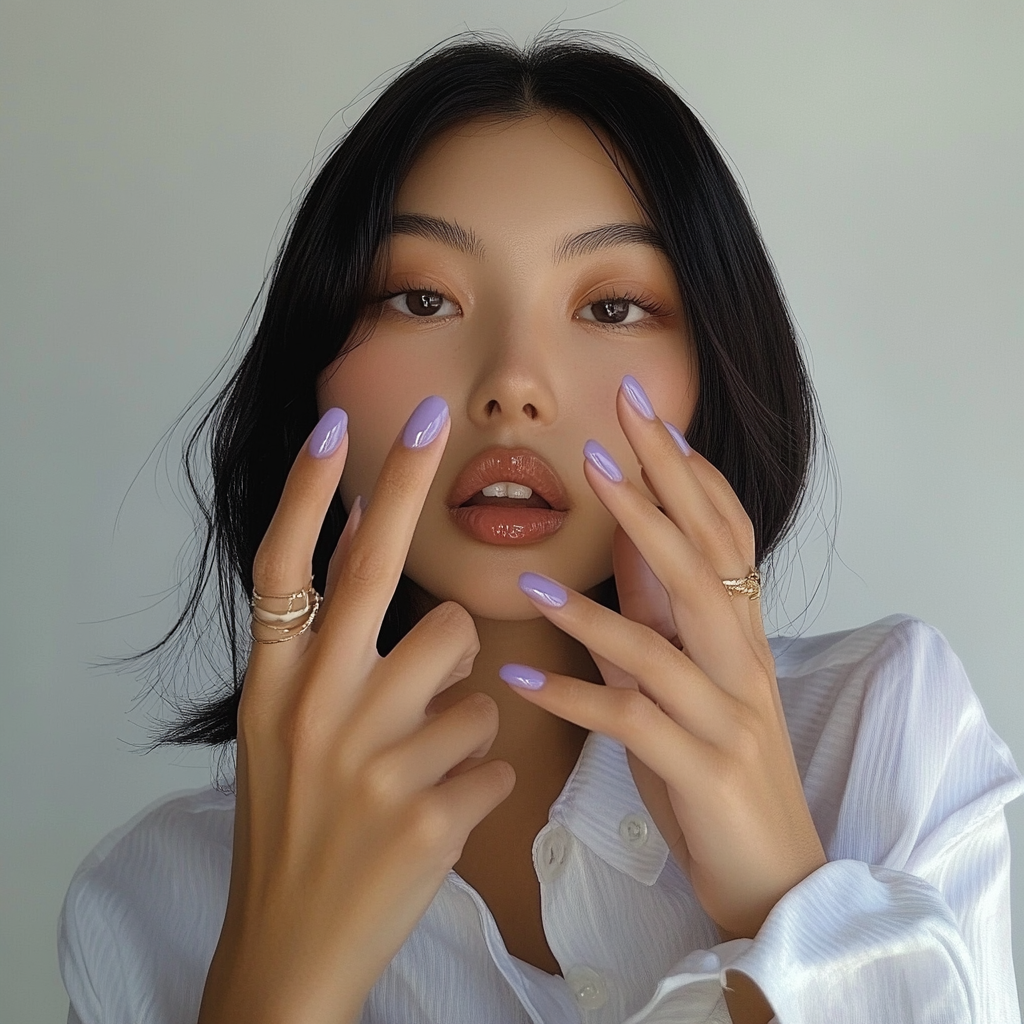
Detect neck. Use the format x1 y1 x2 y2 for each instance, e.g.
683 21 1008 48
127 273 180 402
406 576 606 787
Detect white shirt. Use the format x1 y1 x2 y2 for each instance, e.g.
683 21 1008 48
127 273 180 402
58 615 1024 1023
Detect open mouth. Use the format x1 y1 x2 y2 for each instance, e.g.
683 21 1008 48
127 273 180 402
458 482 553 510
446 448 569 545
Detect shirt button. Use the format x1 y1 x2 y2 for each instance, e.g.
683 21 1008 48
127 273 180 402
534 824 573 883
565 965 609 1010
680 949 721 973
618 813 649 848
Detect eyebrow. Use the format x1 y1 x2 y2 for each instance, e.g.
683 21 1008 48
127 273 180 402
391 213 485 258
554 222 666 263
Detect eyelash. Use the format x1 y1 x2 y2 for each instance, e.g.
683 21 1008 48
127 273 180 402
378 281 669 328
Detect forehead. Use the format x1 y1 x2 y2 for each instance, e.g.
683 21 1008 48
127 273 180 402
393 113 647 240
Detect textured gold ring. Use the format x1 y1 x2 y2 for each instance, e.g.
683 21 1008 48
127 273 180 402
721 568 761 600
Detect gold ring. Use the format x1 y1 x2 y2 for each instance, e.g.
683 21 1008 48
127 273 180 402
721 568 761 600
250 578 322 644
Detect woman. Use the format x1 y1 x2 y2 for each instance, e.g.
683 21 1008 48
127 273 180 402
58 37 1023 1024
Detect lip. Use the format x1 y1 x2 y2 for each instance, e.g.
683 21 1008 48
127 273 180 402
445 446 571 512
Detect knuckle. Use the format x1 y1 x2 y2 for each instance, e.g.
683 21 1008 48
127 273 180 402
343 543 389 590
723 703 761 764
463 691 500 738
356 752 404 810
404 797 452 852
425 601 481 654
486 759 517 799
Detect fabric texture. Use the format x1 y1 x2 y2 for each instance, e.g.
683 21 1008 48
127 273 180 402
58 615 1024 1023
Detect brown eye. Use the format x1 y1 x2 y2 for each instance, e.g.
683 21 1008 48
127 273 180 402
578 297 647 325
385 290 459 318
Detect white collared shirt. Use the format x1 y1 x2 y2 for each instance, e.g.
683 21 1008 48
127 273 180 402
59 615 1024 1023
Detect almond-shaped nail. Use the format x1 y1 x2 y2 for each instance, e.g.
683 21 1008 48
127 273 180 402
402 395 449 449
499 663 547 690
341 494 365 539
583 439 623 482
309 408 348 458
621 375 655 420
518 572 568 607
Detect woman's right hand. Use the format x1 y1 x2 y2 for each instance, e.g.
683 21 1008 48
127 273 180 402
197 398 516 1024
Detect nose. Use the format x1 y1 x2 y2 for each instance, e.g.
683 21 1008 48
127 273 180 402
463 319 558 430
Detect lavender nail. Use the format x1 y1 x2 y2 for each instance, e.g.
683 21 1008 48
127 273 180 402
309 407 348 458
518 572 568 608
402 395 449 449
665 422 692 456
583 439 623 482
499 663 547 690
621 375 655 420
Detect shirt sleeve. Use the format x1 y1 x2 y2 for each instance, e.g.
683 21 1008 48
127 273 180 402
57 788 231 1024
722 618 1022 1023
625 618 1023 1024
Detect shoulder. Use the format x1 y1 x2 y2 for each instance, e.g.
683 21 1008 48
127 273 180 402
770 615 1023 861
59 786 235 1024
771 613 1001 743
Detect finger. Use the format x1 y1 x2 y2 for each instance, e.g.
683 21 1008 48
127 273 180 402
317 396 450 659
516 573 737 741
618 376 751 581
425 759 517 852
342 601 480 753
499 664 710 790
580 443 758 692
370 691 500 800
611 525 675 642
639 456 767 660
617 375 762 654
248 408 350 668
314 493 365 630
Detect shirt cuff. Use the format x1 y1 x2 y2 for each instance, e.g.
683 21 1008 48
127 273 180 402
622 938 756 1024
717 859 976 1023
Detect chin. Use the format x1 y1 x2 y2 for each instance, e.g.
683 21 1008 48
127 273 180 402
405 544 614 623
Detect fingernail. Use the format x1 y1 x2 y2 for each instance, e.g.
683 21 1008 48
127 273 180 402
621 375 655 420
309 408 348 458
402 395 449 449
583 439 623 482
665 421 692 456
518 571 568 607
342 494 365 538
499 663 547 690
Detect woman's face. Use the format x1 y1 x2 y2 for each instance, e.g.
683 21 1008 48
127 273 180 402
317 112 698 619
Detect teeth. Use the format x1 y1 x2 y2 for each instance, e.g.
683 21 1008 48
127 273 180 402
481 482 533 499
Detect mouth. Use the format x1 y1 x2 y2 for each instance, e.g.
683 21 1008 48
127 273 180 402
445 446 570 546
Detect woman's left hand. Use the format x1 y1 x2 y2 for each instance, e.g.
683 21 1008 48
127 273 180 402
503 375 826 941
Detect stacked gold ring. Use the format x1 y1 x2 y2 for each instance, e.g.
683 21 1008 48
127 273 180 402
721 568 761 600
250 577 322 644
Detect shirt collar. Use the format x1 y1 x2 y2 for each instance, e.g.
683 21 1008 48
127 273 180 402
549 730 670 886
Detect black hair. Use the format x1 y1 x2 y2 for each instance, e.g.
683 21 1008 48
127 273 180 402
141 34 824 753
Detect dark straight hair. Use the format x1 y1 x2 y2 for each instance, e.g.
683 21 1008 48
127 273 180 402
143 35 822 752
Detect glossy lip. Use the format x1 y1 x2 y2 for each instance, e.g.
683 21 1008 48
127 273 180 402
447 505 568 546
445 446 571 512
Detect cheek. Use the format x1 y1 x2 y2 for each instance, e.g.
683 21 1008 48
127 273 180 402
316 344 416 509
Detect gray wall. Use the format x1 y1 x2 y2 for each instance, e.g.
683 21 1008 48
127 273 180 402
2 1 1021 1019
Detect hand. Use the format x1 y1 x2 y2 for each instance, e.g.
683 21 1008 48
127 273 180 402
198 399 515 1024
503 376 826 943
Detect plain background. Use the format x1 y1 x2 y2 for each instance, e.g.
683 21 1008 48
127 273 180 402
2 0 1021 1019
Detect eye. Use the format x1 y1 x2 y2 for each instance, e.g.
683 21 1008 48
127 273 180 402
577 297 649 325
385 289 460 318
